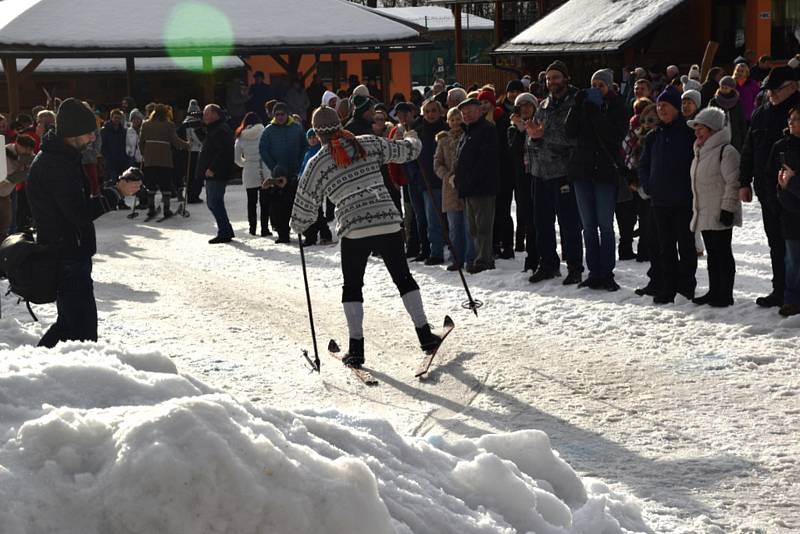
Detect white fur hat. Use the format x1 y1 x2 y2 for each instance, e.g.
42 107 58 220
687 107 726 132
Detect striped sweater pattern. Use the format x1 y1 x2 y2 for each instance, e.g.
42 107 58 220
291 135 421 238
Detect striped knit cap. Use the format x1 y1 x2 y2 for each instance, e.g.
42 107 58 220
311 105 342 135
312 105 365 167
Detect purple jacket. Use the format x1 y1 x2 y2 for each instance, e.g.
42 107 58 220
737 78 761 121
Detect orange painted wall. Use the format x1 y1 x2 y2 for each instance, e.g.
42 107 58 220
745 0 772 58
243 52 411 101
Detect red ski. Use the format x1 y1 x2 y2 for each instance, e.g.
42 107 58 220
327 339 378 386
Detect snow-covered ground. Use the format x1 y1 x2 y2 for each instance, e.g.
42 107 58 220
2 185 798 532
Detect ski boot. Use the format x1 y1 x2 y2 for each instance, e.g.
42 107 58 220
342 338 365 368
416 324 442 354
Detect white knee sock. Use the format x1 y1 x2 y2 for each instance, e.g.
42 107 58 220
402 290 428 328
343 302 364 339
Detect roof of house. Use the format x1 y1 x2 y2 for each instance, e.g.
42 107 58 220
494 0 687 55
0 0 424 57
0 57 245 74
374 6 493 32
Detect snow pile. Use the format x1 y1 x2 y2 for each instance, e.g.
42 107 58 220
0 339 650 534
507 0 685 48
0 56 245 74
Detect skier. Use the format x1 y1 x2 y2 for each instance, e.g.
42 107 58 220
290 106 442 368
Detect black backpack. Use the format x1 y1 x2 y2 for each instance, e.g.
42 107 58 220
0 232 58 318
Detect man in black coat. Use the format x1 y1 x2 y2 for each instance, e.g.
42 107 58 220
198 104 236 244
739 66 800 307
414 99 448 265
26 98 141 348
455 98 498 273
100 109 128 185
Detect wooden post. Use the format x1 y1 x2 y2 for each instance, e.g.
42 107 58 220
2 56 20 118
202 55 214 104
380 48 391 105
494 0 503 48
453 7 463 64
332 52 341 94
125 57 135 97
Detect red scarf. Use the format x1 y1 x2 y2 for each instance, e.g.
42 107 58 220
328 129 366 168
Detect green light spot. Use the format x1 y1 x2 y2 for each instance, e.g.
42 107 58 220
164 2 234 72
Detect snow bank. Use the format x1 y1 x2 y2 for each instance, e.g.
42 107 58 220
375 7 494 31
0 336 650 533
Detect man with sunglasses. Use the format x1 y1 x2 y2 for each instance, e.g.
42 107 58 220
740 66 799 308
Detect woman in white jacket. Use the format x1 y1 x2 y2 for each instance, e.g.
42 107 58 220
125 109 144 166
234 112 272 236
687 107 742 307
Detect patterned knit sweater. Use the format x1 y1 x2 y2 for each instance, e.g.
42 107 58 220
290 135 421 238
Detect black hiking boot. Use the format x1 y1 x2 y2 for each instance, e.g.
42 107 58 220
342 338 365 368
415 324 442 354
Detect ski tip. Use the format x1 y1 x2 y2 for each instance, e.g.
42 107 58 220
327 339 339 353
444 315 454 328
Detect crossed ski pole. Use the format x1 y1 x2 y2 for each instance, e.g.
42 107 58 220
416 160 483 317
298 233 321 372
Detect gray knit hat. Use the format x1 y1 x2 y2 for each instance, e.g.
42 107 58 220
129 108 144 123
719 76 737 90
681 90 701 109
591 69 614 89
312 105 342 134
56 98 97 138
687 107 726 132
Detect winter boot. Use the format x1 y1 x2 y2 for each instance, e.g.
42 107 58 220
415 324 442 354
162 193 173 218
146 191 157 217
342 338 365 368
563 266 583 286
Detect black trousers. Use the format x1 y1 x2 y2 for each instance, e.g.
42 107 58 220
493 170 515 251
143 166 175 193
186 152 203 202
246 187 270 234
341 231 419 302
267 189 293 240
615 195 638 252
516 170 533 252
757 192 785 295
39 258 97 348
652 206 697 297
701 229 735 301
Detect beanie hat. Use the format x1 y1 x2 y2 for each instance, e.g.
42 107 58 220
352 84 370 99
477 88 496 107
352 94 373 115
719 76 737 90
687 107 725 132
733 56 748 66
272 102 289 116
506 79 525 93
546 60 569 78
681 89 701 109
688 64 701 81
312 105 342 134
591 68 614 89
514 93 538 107
306 128 316 139
683 79 702 92
394 102 415 114
128 108 144 123
187 99 201 114
56 97 97 138
656 86 682 111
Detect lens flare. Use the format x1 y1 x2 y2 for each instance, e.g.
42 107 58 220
164 2 234 72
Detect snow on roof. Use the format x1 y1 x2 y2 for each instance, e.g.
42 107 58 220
0 0 419 51
497 0 688 53
374 6 493 31
0 331 651 532
0 56 245 73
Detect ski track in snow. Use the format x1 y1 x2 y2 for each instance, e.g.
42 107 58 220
3 185 798 533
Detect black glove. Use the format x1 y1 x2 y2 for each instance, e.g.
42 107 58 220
719 209 734 226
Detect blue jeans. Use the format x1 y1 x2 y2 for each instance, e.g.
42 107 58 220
205 180 234 238
447 210 476 267
533 176 583 273
785 240 800 305
407 180 429 256
573 179 618 279
423 187 445 259
39 258 97 348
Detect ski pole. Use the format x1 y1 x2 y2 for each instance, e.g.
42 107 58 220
298 233 321 372
417 164 483 316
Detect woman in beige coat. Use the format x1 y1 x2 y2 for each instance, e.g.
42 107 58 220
434 107 475 271
687 107 742 307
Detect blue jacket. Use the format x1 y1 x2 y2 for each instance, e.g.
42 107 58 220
300 143 321 176
259 118 308 175
638 116 695 207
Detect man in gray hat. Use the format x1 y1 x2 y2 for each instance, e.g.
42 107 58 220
26 97 142 348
